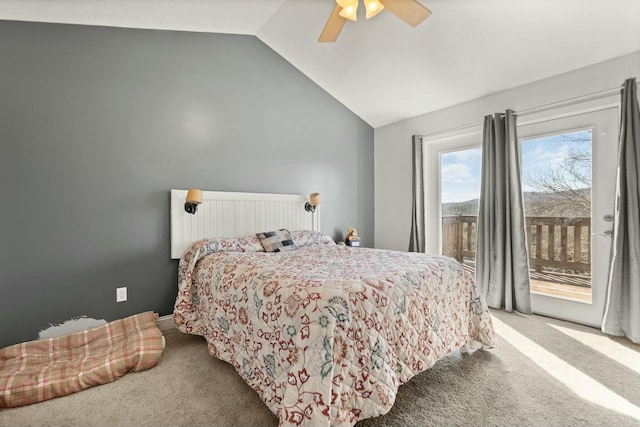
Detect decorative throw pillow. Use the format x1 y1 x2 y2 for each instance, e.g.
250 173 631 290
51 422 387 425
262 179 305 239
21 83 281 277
256 229 297 252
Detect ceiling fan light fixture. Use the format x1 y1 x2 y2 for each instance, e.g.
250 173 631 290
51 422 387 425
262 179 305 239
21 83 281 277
337 0 358 21
320 0 431 43
365 0 384 19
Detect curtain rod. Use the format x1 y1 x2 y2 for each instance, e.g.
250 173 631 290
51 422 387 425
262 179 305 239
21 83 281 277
420 79 637 140
514 82 635 117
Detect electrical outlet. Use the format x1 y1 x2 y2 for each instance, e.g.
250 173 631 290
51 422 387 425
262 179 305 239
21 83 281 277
116 287 127 302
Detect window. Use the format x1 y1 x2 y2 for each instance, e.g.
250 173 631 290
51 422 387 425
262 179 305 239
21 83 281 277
521 130 593 303
440 147 481 266
424 97 619 326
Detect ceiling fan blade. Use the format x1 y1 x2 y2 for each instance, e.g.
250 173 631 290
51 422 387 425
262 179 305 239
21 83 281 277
319 5 347 42
379 0 431 27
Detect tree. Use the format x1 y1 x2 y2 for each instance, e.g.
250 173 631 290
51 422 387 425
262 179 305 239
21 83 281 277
523 132 591 217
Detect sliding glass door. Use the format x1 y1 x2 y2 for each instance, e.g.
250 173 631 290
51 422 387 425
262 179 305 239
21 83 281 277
518 108 618 327
426 105 619 328
520 130 593 304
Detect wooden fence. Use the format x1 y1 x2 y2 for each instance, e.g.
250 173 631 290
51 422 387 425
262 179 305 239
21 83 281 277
442 215 591 273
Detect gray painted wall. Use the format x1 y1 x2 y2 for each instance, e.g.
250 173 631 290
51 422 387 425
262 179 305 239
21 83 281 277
0 21 374 348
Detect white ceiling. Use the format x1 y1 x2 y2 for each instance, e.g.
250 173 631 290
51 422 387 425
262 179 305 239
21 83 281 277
2 0 640 128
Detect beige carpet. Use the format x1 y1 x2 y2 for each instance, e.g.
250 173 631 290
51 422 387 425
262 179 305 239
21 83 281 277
1 309 639 427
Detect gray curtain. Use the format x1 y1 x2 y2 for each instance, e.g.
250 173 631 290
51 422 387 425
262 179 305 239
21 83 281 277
602 78 640 344
409 135 425 252
476 110 532 314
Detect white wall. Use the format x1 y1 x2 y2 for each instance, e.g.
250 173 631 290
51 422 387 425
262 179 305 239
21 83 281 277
374 51 640 251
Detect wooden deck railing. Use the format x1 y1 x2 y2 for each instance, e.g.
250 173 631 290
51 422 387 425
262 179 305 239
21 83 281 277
442 215 591 273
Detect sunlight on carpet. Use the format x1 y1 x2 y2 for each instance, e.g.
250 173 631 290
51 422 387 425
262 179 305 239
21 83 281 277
548 323 640 376
492 316 640 422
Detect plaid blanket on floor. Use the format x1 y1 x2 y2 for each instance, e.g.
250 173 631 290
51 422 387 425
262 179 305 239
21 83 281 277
0 311 165 408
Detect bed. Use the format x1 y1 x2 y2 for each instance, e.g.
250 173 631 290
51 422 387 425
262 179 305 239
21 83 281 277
172 218 496 426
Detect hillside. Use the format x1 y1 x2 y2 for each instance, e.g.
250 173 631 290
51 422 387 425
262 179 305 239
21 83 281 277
443 188 591 217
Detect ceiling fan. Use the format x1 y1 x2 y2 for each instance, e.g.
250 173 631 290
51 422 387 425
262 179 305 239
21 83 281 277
319 0 431 42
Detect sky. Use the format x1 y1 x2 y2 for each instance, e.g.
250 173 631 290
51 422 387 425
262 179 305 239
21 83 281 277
440 130 592 204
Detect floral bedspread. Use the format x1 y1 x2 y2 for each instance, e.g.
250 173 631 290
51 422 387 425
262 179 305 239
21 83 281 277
173 233 496 427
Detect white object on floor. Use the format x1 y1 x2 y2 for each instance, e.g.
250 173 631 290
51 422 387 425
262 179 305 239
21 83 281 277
38 316 108 340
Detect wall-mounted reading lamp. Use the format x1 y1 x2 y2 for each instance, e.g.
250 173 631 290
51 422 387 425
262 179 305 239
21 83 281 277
184 188 203 214
305 193 321 213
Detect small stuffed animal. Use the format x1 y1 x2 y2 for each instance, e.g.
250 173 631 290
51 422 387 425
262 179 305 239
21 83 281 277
346 228 361 246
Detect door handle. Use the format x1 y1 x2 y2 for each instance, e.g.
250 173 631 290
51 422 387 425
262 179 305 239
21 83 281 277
592 230 613 237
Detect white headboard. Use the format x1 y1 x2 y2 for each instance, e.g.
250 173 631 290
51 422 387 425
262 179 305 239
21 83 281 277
170 189 320 259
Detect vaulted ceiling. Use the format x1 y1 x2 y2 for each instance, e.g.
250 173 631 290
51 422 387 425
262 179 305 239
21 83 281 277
2 0 640 127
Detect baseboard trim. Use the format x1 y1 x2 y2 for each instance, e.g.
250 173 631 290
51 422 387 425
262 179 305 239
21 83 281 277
158 314 175 331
